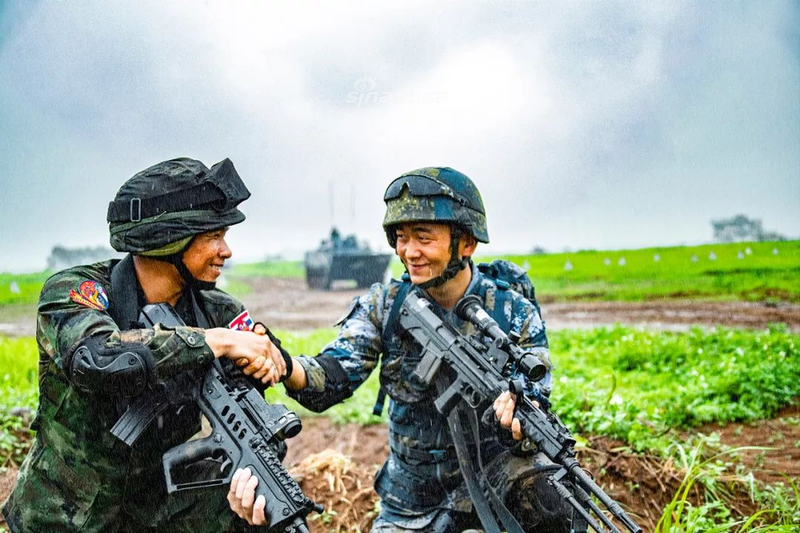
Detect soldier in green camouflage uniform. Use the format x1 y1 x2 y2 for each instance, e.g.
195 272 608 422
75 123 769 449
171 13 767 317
2 158 287 532
282 167 570 532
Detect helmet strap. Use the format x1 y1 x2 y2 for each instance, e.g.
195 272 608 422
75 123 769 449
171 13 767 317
415 225 470 290
152 238 217 291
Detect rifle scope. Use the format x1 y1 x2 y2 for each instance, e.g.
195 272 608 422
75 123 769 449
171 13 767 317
455 295 548 382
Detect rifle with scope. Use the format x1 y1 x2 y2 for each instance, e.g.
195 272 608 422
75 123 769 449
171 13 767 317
398 290 642 533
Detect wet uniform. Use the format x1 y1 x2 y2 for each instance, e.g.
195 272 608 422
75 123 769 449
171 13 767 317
2 257 262 533
289 263 554 531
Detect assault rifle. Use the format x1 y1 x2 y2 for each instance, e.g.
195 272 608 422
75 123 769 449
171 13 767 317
398 291 642 533
111 303 322 533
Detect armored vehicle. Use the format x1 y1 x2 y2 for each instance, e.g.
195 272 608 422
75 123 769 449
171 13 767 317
305 228 392 290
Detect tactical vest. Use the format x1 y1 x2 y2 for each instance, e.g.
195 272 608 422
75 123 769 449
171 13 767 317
375 260 542 411
372 261 543 511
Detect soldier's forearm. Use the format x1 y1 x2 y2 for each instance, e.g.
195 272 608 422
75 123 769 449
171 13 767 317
282 361 308 390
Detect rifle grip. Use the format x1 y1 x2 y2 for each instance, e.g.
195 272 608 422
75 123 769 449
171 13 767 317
412 350 442 385
162 436 233 493
434 381 462 415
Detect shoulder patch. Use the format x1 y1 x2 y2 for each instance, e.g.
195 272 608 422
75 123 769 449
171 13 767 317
69 280 109 311
228 310 255 331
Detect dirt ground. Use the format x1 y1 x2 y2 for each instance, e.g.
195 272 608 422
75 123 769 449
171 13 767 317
2 276 799 335
282 406 799 533
1 277 799 532
241 277 800 333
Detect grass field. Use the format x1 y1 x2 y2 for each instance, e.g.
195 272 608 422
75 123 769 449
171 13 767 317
227 260 304 279
475 240 800 303
0 271 51 307
2 240 798 306
234 240 800 303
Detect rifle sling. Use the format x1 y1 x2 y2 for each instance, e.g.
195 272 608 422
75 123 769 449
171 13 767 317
111 270 212 446
373 280 413 416
441 379 525 533
108 254 140 329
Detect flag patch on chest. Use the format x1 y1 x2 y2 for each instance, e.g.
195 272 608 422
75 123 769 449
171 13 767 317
228 310 254 331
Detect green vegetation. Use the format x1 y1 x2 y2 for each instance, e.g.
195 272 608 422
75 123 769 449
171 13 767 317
0 271 51 306
0 337 38 467
228 260 304 279
267 325 800 446
550 324 799 450
476 240 800 303
3 241 797 308
232 240 800 303
3 323 798 529
653 438 799 532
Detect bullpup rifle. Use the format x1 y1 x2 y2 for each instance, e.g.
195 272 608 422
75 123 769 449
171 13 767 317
111 303 322 533
398 290 642 533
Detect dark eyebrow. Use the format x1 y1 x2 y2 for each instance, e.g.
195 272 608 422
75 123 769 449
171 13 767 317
412 225 435 233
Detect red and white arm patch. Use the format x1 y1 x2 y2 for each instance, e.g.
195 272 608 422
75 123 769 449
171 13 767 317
228 310 255 331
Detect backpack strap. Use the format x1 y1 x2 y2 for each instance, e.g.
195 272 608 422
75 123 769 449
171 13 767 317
372 275 412 417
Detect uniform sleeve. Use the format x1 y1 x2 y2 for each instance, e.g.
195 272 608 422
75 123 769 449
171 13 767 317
287 284 386 412
37 271 214 385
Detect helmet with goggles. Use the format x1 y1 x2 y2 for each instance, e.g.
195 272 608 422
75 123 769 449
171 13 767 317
382 166 489 246
383 167 488 289
108 157 250 255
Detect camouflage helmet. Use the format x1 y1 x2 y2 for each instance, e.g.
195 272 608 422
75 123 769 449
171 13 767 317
382 167 489 245
107 157 250 254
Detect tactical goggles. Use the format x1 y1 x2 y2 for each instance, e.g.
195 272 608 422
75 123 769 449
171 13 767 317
107 158 251 223
384 174 483 213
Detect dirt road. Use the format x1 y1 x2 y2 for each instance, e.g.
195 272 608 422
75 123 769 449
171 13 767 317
2 276 798 336
241 277 800 332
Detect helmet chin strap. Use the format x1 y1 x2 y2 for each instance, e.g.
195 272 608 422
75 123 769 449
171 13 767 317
153 239 217 292
415 226 470 290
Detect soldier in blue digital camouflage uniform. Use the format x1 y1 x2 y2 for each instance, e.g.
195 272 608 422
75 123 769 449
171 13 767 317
281 167 570 532
2 157 288 532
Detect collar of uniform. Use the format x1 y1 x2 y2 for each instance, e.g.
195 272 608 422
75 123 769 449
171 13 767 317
463 260 482 296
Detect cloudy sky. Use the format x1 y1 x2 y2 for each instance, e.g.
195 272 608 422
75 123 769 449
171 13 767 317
1 0 798 273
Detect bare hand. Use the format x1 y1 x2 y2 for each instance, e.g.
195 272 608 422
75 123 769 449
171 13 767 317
205 328 286 385
228 468 267 526
235 323 286 385
493 391 539 441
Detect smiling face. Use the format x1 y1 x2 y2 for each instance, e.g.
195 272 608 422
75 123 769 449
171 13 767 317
394 222 476 285
181 228 232 283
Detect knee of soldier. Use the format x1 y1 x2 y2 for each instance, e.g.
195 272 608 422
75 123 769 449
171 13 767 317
505 466 573 533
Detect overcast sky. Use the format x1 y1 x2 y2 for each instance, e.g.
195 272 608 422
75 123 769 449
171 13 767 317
1 0 798 273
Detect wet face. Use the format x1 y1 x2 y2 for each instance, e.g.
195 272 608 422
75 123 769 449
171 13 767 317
395 222 475 285
182 228 232 282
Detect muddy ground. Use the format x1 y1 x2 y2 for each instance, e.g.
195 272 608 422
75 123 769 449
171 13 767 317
1 277 799 531
2 276 799 336
281 406 799 533
241 277 800 333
